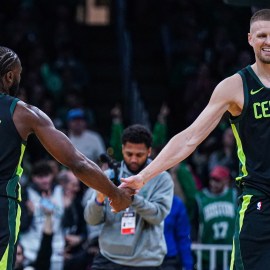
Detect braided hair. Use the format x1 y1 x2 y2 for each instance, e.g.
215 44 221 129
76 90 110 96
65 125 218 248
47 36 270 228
0 46 20 92
0 46 19 77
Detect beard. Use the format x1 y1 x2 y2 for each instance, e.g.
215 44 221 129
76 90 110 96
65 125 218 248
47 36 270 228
9 81 20 97
259 57 270 64
125 160 148 174
257 51 270 64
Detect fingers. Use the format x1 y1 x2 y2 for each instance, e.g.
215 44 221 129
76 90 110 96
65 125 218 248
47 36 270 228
108 197 119 212
109 200 119 213
120 177 138 189
118 185 137 197
120 175 144 190
119 178 136 189
110 205 117 213
109 190 133 213
108 184 136 213
118 182 127 188
120 177 128 182
119 177 130 186
124 187 136 195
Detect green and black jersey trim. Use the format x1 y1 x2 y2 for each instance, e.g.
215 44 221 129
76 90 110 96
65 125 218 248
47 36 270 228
230 194 252 270
6 97 26 202
247 65 269 89
229 70 249 181
231 123 248 181
0 200 21 269
6 143 26 202
230 70 249 124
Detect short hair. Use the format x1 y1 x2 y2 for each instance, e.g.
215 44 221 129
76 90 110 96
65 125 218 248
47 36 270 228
122 124 152 148
250 9 270 27
0 46 19 77
31 160 53 177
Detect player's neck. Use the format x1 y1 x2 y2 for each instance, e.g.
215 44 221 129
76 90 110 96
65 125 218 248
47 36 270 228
252 63 270 85
0 83 9 95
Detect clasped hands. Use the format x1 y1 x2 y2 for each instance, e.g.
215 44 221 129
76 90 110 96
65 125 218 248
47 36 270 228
108 174 145 212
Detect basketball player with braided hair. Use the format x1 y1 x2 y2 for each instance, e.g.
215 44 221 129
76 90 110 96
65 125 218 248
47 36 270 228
0 46 133 269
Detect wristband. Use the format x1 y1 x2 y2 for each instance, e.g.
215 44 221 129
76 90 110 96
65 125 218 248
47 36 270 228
95 198 104 206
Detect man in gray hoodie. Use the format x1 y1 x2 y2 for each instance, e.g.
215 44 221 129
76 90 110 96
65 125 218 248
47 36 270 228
84 124 174 269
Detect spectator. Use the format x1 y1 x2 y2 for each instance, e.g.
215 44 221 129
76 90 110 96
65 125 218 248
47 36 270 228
161 195 193 270
20 160 65 270
14 244 26 270
208 127 238 179
59 170 88 270
192 165 237 270
169 162 199 222
84 124 174 269
108 103 124 161
109 103 170 161
16 193 54 270
67 108 106 164
81 187 103 243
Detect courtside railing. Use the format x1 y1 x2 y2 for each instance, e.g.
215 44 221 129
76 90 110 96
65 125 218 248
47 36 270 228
192 243 232 270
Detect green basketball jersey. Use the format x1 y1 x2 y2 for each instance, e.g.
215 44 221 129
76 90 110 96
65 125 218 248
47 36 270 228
230 65 270 195
0 94 26 201
196 187 237 266
196 188 237 245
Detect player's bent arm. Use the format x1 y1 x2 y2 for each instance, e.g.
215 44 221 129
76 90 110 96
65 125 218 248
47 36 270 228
137 75 242 184
14 103 120 199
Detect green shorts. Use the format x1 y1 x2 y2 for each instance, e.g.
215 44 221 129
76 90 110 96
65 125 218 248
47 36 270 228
0 197 21 270
230 187 270 270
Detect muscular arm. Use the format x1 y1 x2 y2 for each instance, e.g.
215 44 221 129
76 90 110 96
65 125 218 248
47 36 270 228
120 74 243 189
13 103 132 210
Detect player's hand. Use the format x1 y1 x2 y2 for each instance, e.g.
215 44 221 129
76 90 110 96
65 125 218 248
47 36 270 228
118 174 144 190
109 187 135 212
96 192 106 204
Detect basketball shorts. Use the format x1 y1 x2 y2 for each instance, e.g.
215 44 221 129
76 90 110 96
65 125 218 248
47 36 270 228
0 196 21 270
230 187 270 270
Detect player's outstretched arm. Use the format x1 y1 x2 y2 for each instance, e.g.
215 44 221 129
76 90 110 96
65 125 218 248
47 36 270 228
120 74 242 190
14 102 133 212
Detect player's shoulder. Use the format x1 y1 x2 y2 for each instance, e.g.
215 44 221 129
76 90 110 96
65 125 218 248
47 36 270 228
217 73 243 91
16 101 46 117
17 100 38 111
15 101 52 126
211 73 243 103
14 101 34 118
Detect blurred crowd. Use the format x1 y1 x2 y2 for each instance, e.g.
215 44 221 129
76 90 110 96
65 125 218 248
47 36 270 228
14 102 238 270
0 0 254 269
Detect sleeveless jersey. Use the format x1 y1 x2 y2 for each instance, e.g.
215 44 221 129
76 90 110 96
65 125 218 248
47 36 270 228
230 65 270 195
195 188 237 265
0 93 26 201
196 188 237 245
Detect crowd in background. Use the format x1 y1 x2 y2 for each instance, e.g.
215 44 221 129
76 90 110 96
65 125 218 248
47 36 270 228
0 0 255 269
0 0 249 183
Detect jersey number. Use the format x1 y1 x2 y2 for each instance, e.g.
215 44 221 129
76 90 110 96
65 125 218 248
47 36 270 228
212 221 228 239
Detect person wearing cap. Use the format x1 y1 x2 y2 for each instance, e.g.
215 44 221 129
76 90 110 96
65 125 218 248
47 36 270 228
192 165 238 270
67 108 106 164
